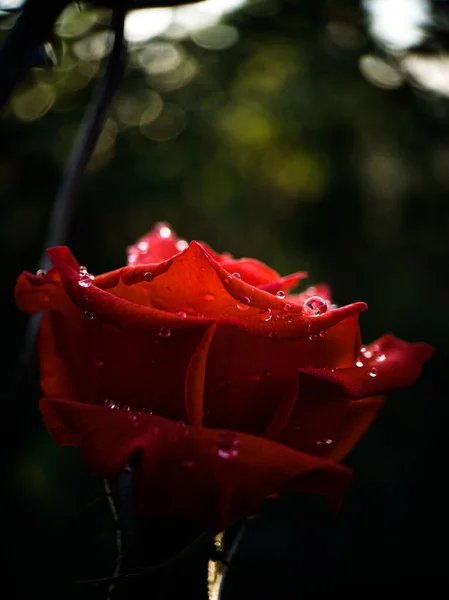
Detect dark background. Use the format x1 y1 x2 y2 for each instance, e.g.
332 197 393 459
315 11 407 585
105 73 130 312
1 0 448 597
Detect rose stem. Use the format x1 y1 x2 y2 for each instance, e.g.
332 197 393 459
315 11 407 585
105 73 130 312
4 4 127 420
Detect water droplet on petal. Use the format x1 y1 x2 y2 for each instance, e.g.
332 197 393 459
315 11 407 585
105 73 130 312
158 327 171 338
376 353 386 362
144 271 154 281
364 350 373 359
78 274 92 288
303 296 327 316
309 334 318 341
369 367 378 378
177 240 188 251
319 330 328 338
283 303 291 312
36 269 46 277
232 272 241 279
258 308 272 321
129 414 139 427
217 433 239 459
325 439 333 445
360 346 366 353
84 311 94 321
79 265 88 273
178 311 187 319
159 226 172 239
138 241 149 252
237 296 251 310
104 399 119 409
316 440 323 446
356 359 364 367
276 290 285 299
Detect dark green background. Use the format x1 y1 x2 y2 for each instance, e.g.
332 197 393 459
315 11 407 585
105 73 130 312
1 0 448 597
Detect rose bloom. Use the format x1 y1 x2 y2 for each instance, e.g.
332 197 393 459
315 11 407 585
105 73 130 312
15 223 433 531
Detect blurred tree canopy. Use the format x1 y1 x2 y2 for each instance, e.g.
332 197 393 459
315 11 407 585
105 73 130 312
1 0 448 598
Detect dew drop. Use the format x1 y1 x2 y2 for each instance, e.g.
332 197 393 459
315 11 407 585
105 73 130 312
159 226 172 239
84 311 94 321
144 271 154 281
283 303 291 312
36 269 47 277
178 311 187 319
360 346 366 353
104 399 119 409
78 274 92 288
158 327 171 338
303 296 327 317
376 353 386 362
79 265 88 273
308 334 318 341
369 367 378 378
177 240 188 251
325 439 333 445
258 308 272 322
356 359 364 368
129 414 139 427
316 440 323 446
319 330 328 338
232 272 241 279
276 290 285 299
137 241 149 252
217 433 239 459
364 350 373 359
237 296 251 311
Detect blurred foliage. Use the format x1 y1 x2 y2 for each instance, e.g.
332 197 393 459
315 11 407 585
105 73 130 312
1 0 449 598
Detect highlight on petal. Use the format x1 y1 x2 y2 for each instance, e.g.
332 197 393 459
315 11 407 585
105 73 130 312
40 398 352 532
299 334 435 399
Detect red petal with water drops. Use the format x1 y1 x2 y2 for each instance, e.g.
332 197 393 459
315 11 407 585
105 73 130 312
42 247 215 418
299 334 434 399
127 222 186 265
202 313 361 435
40 397 352 532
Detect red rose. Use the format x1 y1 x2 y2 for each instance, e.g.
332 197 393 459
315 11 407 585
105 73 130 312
15 223 434 531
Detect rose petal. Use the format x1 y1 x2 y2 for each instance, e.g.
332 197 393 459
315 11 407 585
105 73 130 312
203 314 361 435
185 324 217 428
15 268 62 313
299 334 435 399
218 258 281 287
127 222 184 265
40 398 352 531
326 396 385 462
259 273 308 295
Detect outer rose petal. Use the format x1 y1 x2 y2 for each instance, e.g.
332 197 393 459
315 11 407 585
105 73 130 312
279 374 384 461
299 334 435 399
259 272 308 295
119 241 367 340
41 247 215 419
40 398 352 532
